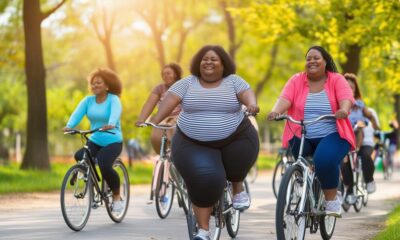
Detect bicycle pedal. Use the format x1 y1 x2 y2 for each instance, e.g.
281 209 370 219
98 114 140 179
146 200 154 205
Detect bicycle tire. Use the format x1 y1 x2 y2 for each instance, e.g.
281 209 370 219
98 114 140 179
105 159 130 222
155 162 175 219
225 187 240 238
353 171 363 212
186 201 198 239
177 182 189 215
60 164 93 231
338 179 351 212
272 159 284 199
275 164 306 240
319 214 337 240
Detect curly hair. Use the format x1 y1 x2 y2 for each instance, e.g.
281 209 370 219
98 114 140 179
343 73 362 99
162 63 183 81
190 45 236 78
306 46 338 73
88 68 122 97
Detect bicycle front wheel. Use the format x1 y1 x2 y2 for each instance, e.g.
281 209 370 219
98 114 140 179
275 164 306 240
319 214 336 240
272 159 285 198
155 162 175 219
60 165 93 231
105 159 130 222
225 187 240 238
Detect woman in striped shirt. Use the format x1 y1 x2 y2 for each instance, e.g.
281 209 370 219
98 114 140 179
150 45 260 240
267 46 356 217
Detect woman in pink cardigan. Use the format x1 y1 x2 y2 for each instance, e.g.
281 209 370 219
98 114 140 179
267 46 356 217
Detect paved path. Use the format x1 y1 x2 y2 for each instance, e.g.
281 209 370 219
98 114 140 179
0 170 399 240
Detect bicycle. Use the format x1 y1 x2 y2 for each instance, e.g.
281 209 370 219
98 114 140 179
140 122 189 219
274 114 338 240
272 147 295 198
340 150 368 212
374 130 392 180
186 181 241 240
60 128 130 231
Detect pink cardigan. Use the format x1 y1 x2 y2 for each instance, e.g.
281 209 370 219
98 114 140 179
279 71 356 150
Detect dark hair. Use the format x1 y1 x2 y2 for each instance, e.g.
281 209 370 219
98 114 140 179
190 45 236 78
306 46 338 73
162 63 183 81
344 73 362 99
88 68 122 96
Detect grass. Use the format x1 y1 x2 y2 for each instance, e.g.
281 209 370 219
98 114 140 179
0 153 277 194
373 204 400 240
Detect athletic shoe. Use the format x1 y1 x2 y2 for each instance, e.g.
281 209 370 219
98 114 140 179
232 191 250 210
193 229 210 240
325 196 342 217
112 199 124 214
346 193 357 205
366 181 376 194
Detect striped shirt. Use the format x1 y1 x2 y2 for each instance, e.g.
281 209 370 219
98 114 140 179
168 74 250 141
304 90 337 138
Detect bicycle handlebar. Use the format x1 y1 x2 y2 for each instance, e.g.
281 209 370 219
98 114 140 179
64 128 115 136
139 122 176 130
274 114 336 125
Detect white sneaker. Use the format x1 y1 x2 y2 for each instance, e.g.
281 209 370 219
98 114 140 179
346 193 357 205
232 191 250 210
112 199 124 215
366 181 376 194
193 228 210 240
325 196 342 217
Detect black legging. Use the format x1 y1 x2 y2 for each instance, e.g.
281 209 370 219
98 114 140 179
74 141 122 192
171 117 259 207
341 145 374 194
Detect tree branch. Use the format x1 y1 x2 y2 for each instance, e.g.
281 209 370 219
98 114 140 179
41 0 67 21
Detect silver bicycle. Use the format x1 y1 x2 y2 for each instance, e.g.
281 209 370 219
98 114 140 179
274 114 338 240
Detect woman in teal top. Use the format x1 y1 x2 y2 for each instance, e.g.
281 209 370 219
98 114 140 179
64 68 124 214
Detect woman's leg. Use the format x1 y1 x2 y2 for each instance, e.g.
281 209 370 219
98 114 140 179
359 145 374 183
340 156 354 194
222 123 259 195
171 130 225 230
313 133 350 200
96 142 123 200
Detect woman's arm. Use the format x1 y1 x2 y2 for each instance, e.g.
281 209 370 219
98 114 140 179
135 93 160 125
363 107 379 130
267 98 291 120
151 92 181 124
238 88 259 114
335 99 352 119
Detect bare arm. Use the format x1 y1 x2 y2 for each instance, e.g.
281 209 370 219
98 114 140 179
151 93 181 124
363 107 379 130
335 99 353 119
267 98 291 120
238 89 259 113
135 93 160 126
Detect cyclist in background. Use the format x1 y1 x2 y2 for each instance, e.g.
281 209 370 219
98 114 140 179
150 45 259 240
63 68 124 214
267 46 356 217
135 63 183 154
387 119 399 170
341 74 379 204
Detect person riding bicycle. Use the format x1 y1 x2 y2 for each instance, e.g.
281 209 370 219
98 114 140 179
63 68 124 214
149 45 259 240
135 63 183 154
341 73 379 204
267 46 356 217
387 119 399 169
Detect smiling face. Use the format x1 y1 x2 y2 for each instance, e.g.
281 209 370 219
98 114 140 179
199 50 224 81
90 76 108 96
305 49 326 76
162 67 177 87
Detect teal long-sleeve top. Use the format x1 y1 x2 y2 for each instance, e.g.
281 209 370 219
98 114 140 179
66 93 123 147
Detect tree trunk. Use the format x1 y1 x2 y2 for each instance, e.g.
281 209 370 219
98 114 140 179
340 44 362 74
21 0 49 170
255 43 279 99
395 94 400 149
104 39 116 72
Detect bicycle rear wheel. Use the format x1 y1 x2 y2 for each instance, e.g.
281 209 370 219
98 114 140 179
225 187 240 238
275 164 306 240
60 165 93 231
105 159 130 222
272 159 285 198
319 214 336 240
155 162 175 219
353 171 363 212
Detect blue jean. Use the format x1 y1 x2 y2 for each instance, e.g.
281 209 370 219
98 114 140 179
288 132 350 189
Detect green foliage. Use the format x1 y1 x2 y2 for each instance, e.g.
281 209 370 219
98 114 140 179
0 161 153 194
373 204 400 240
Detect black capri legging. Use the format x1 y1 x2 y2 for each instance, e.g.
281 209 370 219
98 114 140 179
171 117 259 207
74 141 122 192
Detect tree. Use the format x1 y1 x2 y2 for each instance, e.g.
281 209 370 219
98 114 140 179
21 0 66 170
